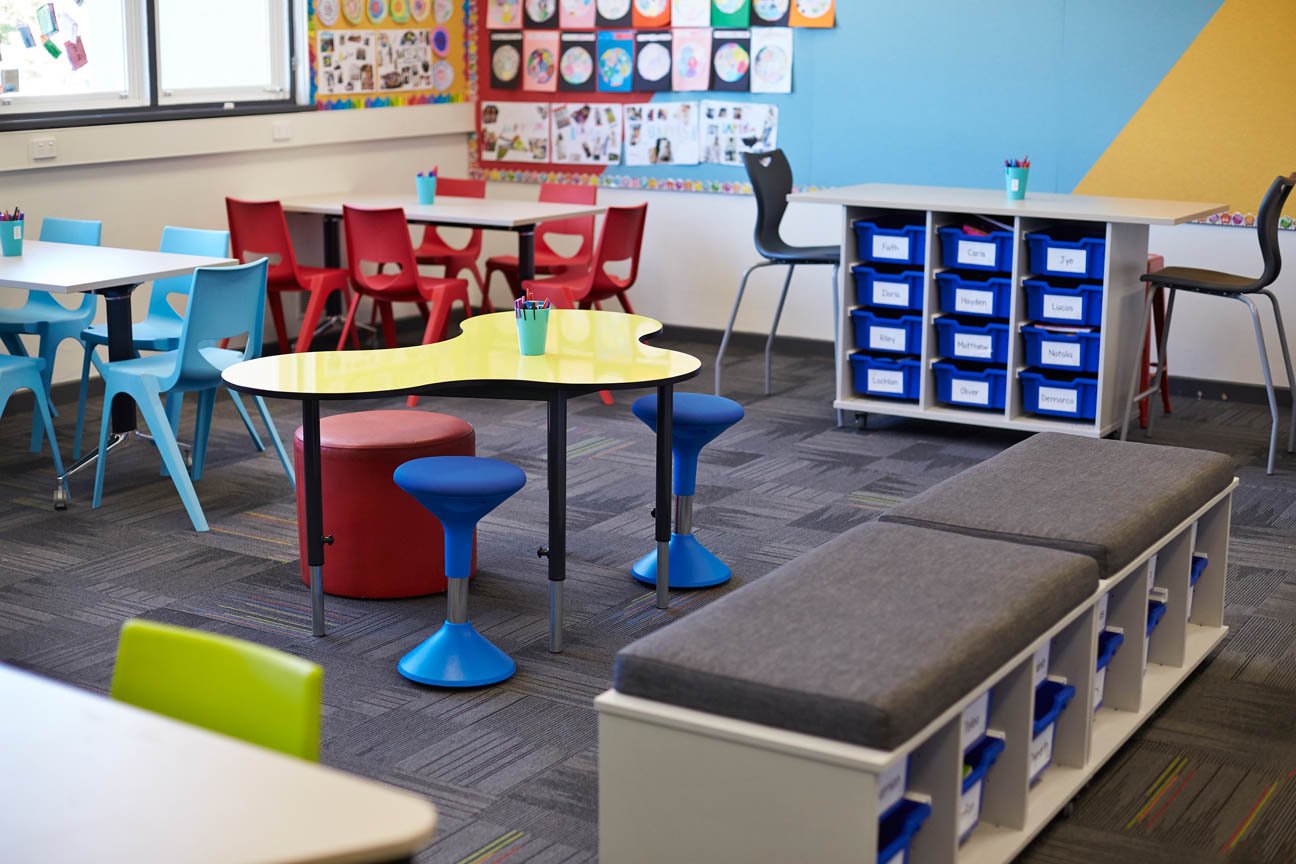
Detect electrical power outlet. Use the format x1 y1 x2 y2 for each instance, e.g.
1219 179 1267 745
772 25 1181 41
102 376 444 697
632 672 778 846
272 120 292 142
29 137 57 160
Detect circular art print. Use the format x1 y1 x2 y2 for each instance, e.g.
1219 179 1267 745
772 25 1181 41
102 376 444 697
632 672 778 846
526 0 557 22
794 0 832 17
598 45 632 87
636 42 670 82
597 0 631 19
316 0 340 25
560 46 594 85
433 0 453 21
367 0 388 24
713 41 749 83
752 0 789 21
492 44 521 82
713 0 744 13
752 44 788 84
675 43 704 81
633 0 668 16
432 60 455 90
389 0 410 21
431 26 451 56
409 0 431 21
341 0 365 24
527 47 556 84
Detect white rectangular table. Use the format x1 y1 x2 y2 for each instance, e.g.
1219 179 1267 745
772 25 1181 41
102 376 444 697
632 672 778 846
0 241 235 507
790 184 1227 436
0 664 437 864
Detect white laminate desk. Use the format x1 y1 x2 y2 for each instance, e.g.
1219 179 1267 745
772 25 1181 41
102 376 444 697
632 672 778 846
0 241 235 507
280 193 606 283
790 184 1227 436
0 664 437 864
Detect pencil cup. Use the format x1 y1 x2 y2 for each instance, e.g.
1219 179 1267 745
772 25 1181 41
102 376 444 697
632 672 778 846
0 220 23 257
416 174 437 205
1005 167 1029 201
516 307 550 356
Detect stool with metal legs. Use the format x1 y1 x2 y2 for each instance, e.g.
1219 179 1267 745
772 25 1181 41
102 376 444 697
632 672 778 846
715 150 841 402
392 455 526 687
629 392 744 589
1122 172 1296 474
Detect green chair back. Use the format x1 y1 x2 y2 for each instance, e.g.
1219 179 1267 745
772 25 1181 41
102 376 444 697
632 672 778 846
110 619 322 761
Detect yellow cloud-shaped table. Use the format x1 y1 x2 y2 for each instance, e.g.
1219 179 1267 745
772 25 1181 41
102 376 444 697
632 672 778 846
223 309 702 649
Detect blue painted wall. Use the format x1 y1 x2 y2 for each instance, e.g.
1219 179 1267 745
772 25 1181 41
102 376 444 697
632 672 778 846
612 0 1223 192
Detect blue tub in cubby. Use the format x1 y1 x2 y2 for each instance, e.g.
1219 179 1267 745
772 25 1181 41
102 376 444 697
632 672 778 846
932 362 1007 411
1021 326 1102 374
938 226 1014 273
1018 371 1099 421
935 272 1012 319
1022 279 1104 327
853 265 925 312
852 309 924 355
1026 228 1107 279
1030 679 1076 785
850 353 921 400
934 317 1010 364
855 218 926 266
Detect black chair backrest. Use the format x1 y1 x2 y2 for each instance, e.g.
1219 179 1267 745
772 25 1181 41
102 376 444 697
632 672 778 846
1254 173 1296 290
742 150 794 259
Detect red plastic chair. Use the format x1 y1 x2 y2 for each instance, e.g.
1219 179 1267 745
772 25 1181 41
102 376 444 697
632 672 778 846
523 204 648 406
226 198 355 354
484 183 598 310
1139 254 1173 428
413 177 488 310
339 206 471 357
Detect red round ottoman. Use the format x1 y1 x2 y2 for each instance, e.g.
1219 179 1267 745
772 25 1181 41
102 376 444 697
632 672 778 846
294 410 476 598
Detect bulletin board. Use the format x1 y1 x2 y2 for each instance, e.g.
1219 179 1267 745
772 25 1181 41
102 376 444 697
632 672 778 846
309 0 469 109
463 0 1296 228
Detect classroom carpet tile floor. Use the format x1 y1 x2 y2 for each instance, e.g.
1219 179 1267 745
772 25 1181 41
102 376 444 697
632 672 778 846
2 332 1296 863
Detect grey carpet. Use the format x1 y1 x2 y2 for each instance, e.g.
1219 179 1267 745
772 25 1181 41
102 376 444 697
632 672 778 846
2 332 1295 863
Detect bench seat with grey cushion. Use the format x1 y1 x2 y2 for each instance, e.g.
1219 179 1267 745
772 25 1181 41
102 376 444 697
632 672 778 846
880 433 1233 579
612 522 1098 751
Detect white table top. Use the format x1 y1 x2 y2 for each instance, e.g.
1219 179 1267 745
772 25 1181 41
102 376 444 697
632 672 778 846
0 665 438 864
790 183 1227 226
281 192 606 228
0 240 236 295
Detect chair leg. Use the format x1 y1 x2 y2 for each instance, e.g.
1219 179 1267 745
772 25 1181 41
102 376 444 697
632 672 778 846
1237 295 1281 475
764 265 796 397
295 283 333 353
716 261 774 396
73 342 96 461
1121 287 1158 441
1144 289 1176 439
252 394 295 488
136 386 209 531
1138 323 1152 429
267 292 290 356
379 302 399 349
30 375 64 479
617 292 635 314
190 389 216 482
91 387 120 510
159 391 184 478
0 333 29 358
1151 287 1172 415
1259 289 1296 456
337 293 363 350
228 390 266 452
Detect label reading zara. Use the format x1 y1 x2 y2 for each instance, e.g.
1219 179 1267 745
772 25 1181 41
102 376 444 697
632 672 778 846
1046 246 1088 275
872 235 910 262
869 326 907 352
872 280 910 307
957 239 996 268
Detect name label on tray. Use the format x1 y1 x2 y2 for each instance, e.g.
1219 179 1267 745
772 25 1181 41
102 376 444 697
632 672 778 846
868 369 905 395
869 326 907 352
954 333 993 359
877 759 908 815
1046 247 1088 274
953 379 990 406
872 280 910 307
955 288 994 315
1043 294 1084 321
1042 340 1082 367
1096 592 1109 631
958 780 982 839
872 235 910 261
957 239 996 268
961 691 990 750
1094 667 1107 710
1032 643 1051 688
1038 385 1079 414
1029 726 1056 780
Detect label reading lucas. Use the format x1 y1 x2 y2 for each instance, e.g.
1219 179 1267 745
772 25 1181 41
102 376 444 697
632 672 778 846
1043 294 1084 321
1046 246 1088 274
1041 340 1082 368
872 281 910 307
957 239 996 268
872 235 910 261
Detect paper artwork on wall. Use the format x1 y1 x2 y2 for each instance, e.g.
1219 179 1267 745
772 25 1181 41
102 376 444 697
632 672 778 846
788 0 832 27
317 31 376 94
596 30 635 92
701 99 777 164
552 102 624 164
633 30 672 92
318 0 341 25
487 0 523 29
376 30 434 91
341 0 365 24
525 0 559 28
670 0 710 27
625 101 700 166
489 32 524 89
749 26 791 93
750 0 788 25
522 30 560 91
481 101 551 161
632 0 671 28
670 27 711 91
558 31 597 92
710 29 750 91
711 0 749 27
560 0 597 27
596 0 633 28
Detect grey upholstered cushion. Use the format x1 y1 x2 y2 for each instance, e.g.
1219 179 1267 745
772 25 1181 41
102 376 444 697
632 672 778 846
612 522 1097 750
880 433 1234 578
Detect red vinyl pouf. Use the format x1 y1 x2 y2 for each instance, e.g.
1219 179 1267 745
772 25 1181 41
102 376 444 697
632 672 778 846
294 410 476 598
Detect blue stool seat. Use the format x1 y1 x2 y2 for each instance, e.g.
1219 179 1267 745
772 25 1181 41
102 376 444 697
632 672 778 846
393 456 527 688
630 393 744 589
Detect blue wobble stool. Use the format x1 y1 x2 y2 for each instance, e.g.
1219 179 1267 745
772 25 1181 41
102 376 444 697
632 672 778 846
393 456 527 687
630 393 744 589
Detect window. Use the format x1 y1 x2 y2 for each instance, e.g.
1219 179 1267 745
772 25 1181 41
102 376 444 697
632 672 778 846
0 0 296 121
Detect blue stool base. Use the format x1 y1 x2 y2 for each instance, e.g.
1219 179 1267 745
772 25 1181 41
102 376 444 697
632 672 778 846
397 621 516 688
632 532 731 589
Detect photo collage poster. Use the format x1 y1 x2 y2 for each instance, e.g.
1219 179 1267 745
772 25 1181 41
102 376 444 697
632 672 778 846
625 101 700 166
552 103 624 164
480 101 552 161
700 99 777 165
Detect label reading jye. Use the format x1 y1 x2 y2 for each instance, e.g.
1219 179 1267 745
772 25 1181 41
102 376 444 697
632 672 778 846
1046 246 1088 274
872 235 910 261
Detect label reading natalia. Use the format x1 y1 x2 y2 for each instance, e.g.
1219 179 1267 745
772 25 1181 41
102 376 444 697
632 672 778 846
1041 340 1082 368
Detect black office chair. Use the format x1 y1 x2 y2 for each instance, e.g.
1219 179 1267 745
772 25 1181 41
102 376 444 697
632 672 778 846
1123 172 1296 474
715 150 841 399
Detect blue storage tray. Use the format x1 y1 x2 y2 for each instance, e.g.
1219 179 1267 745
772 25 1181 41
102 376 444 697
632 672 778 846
878 797 931 864
938 227 1014 273
851 309 924 355
934 317 1010 364
932 362 1007 411
935 272 1012 319
1033 680 1076 738
1026 229 1107 279
855 219 926 266
853 265 925 312
1147 599 1167 638
1018 371 1099 421
850 353 921 400
1096 629 1125 672
960 735 1005 843
1191 553 1208 587
1021 326 1102 374
1022 279 1104 327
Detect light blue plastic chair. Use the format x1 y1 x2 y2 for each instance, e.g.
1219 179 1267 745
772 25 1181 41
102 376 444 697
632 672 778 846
71 226 265 461
91 258 294 532
0 217 102 451
0 355 65 486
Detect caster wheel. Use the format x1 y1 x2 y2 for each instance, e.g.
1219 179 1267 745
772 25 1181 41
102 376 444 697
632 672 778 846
53 485 69 511
1061 801 1076 819
183 451 194 470
855 412 869 430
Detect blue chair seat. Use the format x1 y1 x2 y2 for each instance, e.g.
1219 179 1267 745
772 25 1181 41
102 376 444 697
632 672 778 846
80 318 181 352
107 346 244 384
0 301 89 330
394 456 527 500
631 392 745 432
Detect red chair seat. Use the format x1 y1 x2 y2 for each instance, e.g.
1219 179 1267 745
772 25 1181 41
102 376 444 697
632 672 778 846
484 251 592 276
294 410 476 598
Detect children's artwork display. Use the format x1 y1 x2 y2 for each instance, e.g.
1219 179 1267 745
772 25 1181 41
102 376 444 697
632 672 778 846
750 26 791 93
625 101 700 165
525 0 560 28
490 32 524 89
317 32 377 94
558 32 598 92
632 0 671 28
487 0 523 28
711 0 750 27
596 0 634 28
596 30 635 92
710 29 750 92
481 101 552 161
671 0 710 27
788 0 833 27
377 30 435 90
751 0 789 25
701 99 777 164
552 102 624 164
633 31 672 92
671 28 711 91
522 30 560 91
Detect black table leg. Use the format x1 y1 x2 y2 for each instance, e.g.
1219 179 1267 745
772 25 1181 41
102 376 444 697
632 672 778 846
655 384 673 609
302 399 329 636
518 227 536 285
102 284 140 434
323 216 342 317
547 391 567 652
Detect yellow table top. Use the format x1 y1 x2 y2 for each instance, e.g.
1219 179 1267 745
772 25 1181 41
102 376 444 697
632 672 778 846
222 309 701 400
